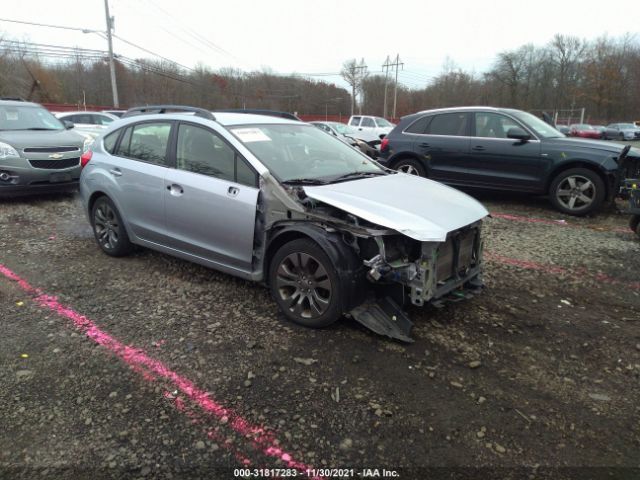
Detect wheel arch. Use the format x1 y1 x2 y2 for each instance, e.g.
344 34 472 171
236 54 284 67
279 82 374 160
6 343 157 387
264 223 368 310
545 160 613 198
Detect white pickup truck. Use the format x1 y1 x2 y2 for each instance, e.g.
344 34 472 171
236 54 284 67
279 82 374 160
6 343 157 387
347 115 395 144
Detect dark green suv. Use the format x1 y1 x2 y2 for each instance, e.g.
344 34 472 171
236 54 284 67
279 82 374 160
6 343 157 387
379 106 640 215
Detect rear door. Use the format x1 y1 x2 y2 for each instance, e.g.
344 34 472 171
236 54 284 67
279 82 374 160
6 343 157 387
415 112 472 184
109 121 173 243
163 122 259 272
467 112 543 190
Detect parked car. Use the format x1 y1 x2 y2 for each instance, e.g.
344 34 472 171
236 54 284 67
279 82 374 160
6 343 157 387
347 115 395 144
310 121 378 158
556 124 570 136
378 106 640 216
79 105 488 341
55 111 119 138
103 110 126 118
592 125 606 137
0 99 92 196
603 123 640 141
569 124 602 139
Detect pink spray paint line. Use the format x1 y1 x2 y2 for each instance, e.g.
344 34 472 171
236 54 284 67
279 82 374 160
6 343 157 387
491 212 631 234
164 391 253 467
0 264 323 479
486 252 640 291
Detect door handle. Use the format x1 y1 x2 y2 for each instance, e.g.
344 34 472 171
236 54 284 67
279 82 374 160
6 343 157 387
471 146 486 151
166 184 184 196
419 142 430 148
227 186 239 197
109 168 122 177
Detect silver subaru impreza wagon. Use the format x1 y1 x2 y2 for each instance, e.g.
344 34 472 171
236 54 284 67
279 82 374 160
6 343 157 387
80 105 488 341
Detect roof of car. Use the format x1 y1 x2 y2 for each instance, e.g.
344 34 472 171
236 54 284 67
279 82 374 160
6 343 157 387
102 111 303 129
56 111 113 116
414 106 504 115
0 99 42 108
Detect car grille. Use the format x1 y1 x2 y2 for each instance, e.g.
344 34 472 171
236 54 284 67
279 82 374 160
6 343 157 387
23 146 80 153
436 228 480 282
28 158 80 169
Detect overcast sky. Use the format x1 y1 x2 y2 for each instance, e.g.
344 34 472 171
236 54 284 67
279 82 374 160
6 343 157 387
1 0 638 90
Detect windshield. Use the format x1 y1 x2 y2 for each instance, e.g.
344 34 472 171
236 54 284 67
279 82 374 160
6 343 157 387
331 123 358 135
507 110 564 139
576 124 593 130
0 105 64 131
230 124 383 183
375 117 393 128
619 123 636 129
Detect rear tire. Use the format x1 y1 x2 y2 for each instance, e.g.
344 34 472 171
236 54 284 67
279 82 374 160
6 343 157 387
393 158 426 177
549 168 605 216
91 196 133 257
269 239 343 328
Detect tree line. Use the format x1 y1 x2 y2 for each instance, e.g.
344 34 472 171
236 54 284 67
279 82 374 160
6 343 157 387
1 33 638 123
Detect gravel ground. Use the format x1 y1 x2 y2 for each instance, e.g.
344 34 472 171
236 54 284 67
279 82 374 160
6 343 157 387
1 190 639 480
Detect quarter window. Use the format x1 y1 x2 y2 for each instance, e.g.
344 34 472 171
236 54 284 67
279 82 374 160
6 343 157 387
404 116 430 134
103 131 119 153
177 124 256 186
427 113 469 136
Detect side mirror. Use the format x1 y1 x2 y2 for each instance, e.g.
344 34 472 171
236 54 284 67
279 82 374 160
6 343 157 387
507 127 531 141
63 120 75 130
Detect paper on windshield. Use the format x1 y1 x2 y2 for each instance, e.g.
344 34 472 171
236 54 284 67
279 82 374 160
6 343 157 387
233 128 271 143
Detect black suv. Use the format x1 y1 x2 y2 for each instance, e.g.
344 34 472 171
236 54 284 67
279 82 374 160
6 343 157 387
379 107 639 215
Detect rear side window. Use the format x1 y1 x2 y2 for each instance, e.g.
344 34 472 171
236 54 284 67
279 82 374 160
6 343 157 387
426 113 469 136
404 116 431 134
176 123 257 187
115 122 171 166
361 117 375 127
349 116 361 126
103 131 119 153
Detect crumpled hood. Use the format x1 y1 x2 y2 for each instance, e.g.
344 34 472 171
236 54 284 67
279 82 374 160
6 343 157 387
303 173 488 242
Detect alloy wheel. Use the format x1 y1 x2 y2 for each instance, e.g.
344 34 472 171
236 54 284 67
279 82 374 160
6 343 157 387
555 175 596 211
397 164 420 175
275 252 332 319
94 202 120 250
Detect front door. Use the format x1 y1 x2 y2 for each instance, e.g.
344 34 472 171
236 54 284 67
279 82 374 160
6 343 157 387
163 122 259 272
469 112 544 191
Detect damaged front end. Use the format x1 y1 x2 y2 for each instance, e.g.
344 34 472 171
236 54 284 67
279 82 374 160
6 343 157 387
351 223 484 342
257 173 486 343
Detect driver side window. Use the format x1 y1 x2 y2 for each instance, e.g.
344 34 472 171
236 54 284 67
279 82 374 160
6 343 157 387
475 113 519 139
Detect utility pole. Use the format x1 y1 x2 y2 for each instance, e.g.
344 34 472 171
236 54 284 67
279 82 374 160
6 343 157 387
355 58 368 115
391 54 403 119
104 0 119 108
382 56 391 118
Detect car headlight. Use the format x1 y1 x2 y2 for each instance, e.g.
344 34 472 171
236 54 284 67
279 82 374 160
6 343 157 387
82 136 95 153
0 142 19 159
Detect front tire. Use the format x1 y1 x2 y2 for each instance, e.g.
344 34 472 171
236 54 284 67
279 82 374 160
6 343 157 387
269 239 343 328
91 196 133 257
549 168 605 216
393 158 426 177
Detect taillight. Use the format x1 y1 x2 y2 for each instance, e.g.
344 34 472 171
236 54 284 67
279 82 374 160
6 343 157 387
380 138 389 152
80 150 93 168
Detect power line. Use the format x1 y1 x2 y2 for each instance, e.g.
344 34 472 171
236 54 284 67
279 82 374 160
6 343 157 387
0 17 101 33
112 34 196 72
